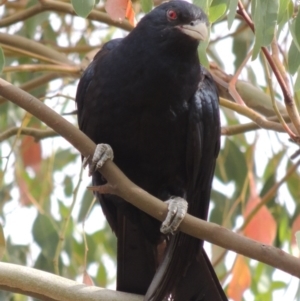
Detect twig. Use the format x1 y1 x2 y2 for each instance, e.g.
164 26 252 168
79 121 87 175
262 54 298 140
271 37 292 95
0 32 75 66
228 50 253 105
0 73 76 105
0 127 57 142
220 97 285 132
237 0 300 138
82 197 97 277
221 114 292 135
53 167 83 275
1 78 300 278
3 64 81 74
0 44 71 66
0 0 133 31
240 159 300 232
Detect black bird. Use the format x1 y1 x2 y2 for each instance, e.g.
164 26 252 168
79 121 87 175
76 1 227 300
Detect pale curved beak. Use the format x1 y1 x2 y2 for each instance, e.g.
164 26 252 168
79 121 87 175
177 20 208 41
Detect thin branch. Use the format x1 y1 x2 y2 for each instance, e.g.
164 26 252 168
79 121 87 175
0 32 75 66
0 262 142 301
0 0 133 31
262 54 297 140
240 159 300 232
237 0 300 138
271 37 292 96
210 63 288 118
3 64 81 74
228 50 253 105
0 127 58 143
219 97 285 132
0 73 77 105
0 44 71 65
1 79 300 279
221 114 292 135
53 167 83 275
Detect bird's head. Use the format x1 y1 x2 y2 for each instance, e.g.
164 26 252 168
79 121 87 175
140 0 209 43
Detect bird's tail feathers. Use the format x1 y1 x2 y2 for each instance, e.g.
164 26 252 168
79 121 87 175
144 232 227 301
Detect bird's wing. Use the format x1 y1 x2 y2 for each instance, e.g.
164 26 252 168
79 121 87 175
75 39 124 232
76 38 123 139
76 38 157 295
145 67 227 301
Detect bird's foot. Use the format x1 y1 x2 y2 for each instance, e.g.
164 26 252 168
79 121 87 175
83 143 114 176
160 197 188 235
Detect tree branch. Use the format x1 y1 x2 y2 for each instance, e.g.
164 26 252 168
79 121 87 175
1 78 300 280
0 0 133 32
0 262 142 301
219 97 285 132
237 0 300 138
0 127 57 142
0 32 75 66
3 64 80 74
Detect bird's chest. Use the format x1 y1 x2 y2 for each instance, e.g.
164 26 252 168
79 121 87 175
100 100 189 192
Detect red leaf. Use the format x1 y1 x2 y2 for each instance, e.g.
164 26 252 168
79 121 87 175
243 173 277 245
291 215 300 246
21 136 41 173
105 0 136 26
125 0 136 26
83 270 94 286
228 255 251 301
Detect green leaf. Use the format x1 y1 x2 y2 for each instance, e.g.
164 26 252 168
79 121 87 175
64 176 73 197
295 10 300 48
215 139 248 190
0 224 5 260
194 0 211 13
277 0 289 23
0 47 4 74
227 0 238 29
141 0 152 13
77 190 95 223
34 252 61 273
32 214 59 259
295 68 300 92
288 40 300 75
96 263 108 287
271 281 288 290
71 0 95 18
252 0 279 60
53 149 78 171
209 2 227 23
198 26 210 68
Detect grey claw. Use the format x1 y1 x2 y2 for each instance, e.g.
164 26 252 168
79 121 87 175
88 144 114 176
160 197 188 235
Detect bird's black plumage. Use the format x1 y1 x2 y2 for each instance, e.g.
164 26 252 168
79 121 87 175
76 1 227 300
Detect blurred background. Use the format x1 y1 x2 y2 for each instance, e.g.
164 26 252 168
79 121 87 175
0 0 300 300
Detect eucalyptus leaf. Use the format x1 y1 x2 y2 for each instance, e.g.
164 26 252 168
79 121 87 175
227 0 238 29
252 0 279 59
141 0 152 13
32 214 59 259
71 0 95 18
0 224 5 260
288 40 300 75
209 3 227 23
0 47 4 74
295 69 300 92
194 0 211 13
295 8 300 48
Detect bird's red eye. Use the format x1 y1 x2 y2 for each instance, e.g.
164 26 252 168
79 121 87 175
167 9 177 20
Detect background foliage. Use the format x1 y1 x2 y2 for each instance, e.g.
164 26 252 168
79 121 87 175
1 0 300 300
